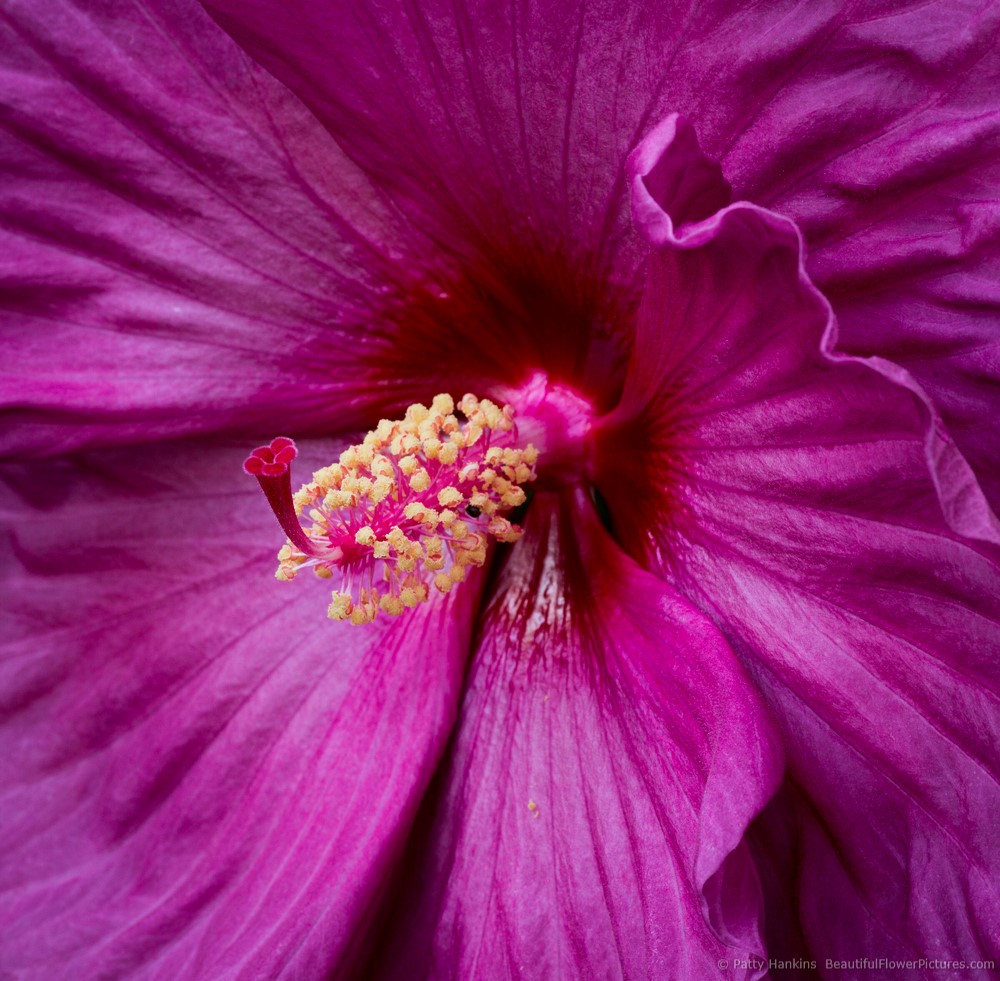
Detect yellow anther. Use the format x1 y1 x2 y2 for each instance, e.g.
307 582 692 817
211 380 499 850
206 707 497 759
400 586 424 608
292 488 314 515
450 520 469 540
449 564 467 583
431 393 454 415
406 403 430 424
400 433 421 454
484 447 504 465
523 444 539 465
409 468 431 492
324 489 353 509
479 468 497 485
355 526 376 546
386 526 409 552
275 567 295 581
437 486 463 508
398 455 419 475
380 594 405 616
328 592 353 620
356 443 375 466
433 572 453 593
502 487 526 508
438 442 459 465
438 508 457 527
423 437 442 459
370 475 395 505
424 555 446 571
480 400 503 429
315 566 333 579
373 541 390 559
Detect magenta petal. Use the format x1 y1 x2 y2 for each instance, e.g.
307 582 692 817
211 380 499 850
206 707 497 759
373 492 783 979
0 0 411 459
615 119 1000 965
0 439 478 976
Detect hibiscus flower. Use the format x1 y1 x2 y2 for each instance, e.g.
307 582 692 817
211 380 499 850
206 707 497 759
2 1 999 978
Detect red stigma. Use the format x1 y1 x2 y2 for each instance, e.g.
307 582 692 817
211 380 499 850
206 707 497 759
243 438 318 555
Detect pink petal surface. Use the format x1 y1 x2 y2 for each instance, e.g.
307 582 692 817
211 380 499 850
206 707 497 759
202 0 1000 504
0 0 416 459
605 118 1000 968
0 439 479 977
372 492 783 979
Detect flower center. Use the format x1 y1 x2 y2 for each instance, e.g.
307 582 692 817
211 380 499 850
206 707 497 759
497 371 595 487
244 394 538 624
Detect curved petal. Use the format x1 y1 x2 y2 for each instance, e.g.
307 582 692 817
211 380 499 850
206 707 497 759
603 118 1000 967
727 3 1000 510
0 0 417 458
370 491 783 979
0 439 478 977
